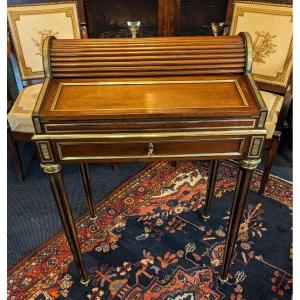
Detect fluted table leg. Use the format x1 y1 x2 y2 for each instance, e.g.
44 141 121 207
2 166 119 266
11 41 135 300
202 160 219 219
79 163 96 220
41 163 89 285
219 159 261 282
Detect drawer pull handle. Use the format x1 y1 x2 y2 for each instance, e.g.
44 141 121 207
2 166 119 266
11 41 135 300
148 143 154 157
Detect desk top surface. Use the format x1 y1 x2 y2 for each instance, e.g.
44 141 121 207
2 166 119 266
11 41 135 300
39 74 261 121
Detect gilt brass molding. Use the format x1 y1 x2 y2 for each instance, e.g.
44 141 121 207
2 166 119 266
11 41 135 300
218 274 229 283
33 77 51 116
32 117 42 134
239 32 253 73
245 73 268 128
42 36 56 78
240 159 261 170
32 129 267 141
59 152 244 162
245 73 267 109
80 278 90 286
40 163 62 174
44 118 257 133
257 111 267 128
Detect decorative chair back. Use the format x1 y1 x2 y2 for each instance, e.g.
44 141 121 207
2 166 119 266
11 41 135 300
229 2 292 94
7 2 82 82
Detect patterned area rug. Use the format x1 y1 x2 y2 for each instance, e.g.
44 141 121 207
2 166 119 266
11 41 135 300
8 161 292 300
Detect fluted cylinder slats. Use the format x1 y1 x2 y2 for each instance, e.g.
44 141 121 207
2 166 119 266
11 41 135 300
50 53 245 62
51 45 244 53
50 49 245 57
51 36 243 43
51 58 245 67
52 69 245 78
48 36 246 78
52 63 244 72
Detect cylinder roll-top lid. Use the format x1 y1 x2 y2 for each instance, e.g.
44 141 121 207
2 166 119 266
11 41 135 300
42 33 253 79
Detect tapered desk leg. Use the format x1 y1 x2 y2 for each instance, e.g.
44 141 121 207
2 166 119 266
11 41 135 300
202 160 219 219
79 163 96 220
219 159 261 282
41 163 89 285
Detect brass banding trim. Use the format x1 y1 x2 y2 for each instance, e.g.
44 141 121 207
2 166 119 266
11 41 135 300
257 111 267 128
33 117 42 134
32 129 267 141
239 32 253 73
246 73 267 109
42 36 56 78
80 279 90 286
55 80 237 86
57 137 245 145
245 73 267 128
33 77 51 116
218 275 229 283
240 159 261 169
59 152 243 161
40 163 62 174
44 118 257 133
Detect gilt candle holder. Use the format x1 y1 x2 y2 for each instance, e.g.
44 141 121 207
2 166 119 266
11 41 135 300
127 21 141 38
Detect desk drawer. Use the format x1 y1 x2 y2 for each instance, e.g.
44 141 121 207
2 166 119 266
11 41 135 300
55 138 245 162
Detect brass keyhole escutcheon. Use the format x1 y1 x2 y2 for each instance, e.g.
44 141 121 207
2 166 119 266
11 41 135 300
148 143 154 157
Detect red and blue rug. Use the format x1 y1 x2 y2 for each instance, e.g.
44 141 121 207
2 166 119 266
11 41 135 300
8 161 292 299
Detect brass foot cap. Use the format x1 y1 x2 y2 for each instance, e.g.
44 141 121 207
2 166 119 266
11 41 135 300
80 278 90 286
218 275 228 283
202 214 210 220
90 216 97 221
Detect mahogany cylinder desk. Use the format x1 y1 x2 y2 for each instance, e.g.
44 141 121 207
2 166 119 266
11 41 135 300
32 34 267 285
